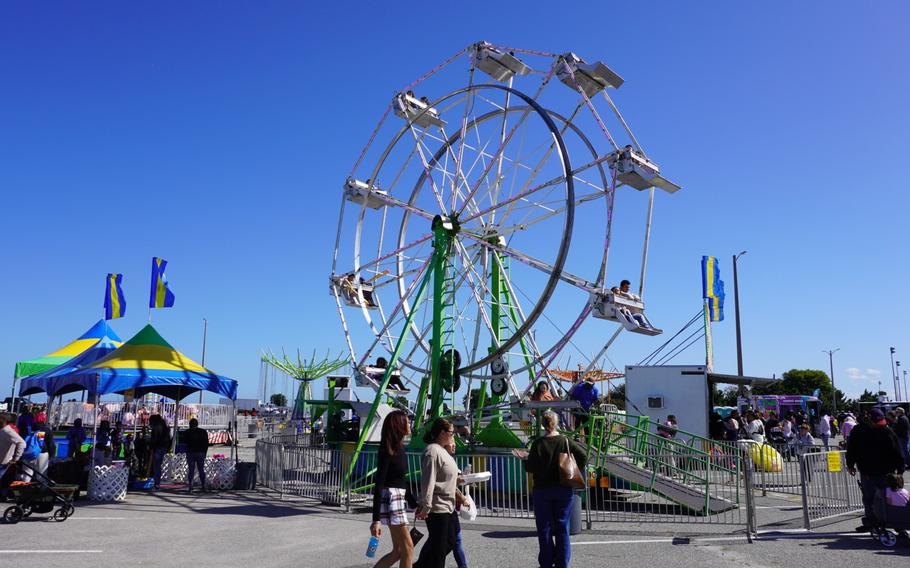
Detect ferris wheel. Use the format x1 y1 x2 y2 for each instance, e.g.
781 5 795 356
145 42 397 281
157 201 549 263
330 42 681 430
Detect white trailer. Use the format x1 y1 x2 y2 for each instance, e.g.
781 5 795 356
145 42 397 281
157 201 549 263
625 365 777 439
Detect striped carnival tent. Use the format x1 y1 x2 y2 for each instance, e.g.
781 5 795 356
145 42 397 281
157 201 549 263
18 336 121 397
13 320 123 379
56 324 237 401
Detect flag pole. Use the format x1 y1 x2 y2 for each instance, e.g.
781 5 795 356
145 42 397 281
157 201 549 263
199 318 208 405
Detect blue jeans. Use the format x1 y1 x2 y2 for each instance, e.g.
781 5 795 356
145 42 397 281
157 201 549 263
451 512 467 568
533 485 573 568
151 448 167 488
186 452 207 488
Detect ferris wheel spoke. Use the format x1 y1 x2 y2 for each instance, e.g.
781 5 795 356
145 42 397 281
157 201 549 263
453 105 537 218
449 67 476 212
358 256 433 367
459 151 610 229
495 270 548 368
453 74 560 218
356 233 434 275
494 190 607 239
406 125 450 213
452 239 502 350
437 127 490 223
463 233 593 292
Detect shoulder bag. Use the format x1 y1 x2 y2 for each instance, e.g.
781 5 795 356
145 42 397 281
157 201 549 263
558 436 585 490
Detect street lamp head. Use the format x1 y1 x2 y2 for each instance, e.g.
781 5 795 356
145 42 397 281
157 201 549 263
892 347 897 354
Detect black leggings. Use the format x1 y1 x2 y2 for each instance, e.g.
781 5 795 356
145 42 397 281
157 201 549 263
422 512 452 568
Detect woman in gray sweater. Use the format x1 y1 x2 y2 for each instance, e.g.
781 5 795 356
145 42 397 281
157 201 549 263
416 418 459 568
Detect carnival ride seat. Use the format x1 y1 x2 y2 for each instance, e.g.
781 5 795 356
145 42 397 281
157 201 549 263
330 274 379 309
590 291 662 336
472 41 532 82
556 52 624 97
393 92 446 128
343 178 389 209
356 365 410 393
607 146 680 194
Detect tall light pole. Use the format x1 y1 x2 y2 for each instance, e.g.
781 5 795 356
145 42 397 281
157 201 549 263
904 370 908 403
733 251 747 378
897 361 902 401
823 348 840 412
890 347 897 401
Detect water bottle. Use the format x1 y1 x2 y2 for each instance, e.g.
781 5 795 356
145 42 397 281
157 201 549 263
366 536 380 558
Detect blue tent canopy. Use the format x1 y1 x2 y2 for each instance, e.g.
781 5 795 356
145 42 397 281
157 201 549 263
45 324 238 401
19 337 121 397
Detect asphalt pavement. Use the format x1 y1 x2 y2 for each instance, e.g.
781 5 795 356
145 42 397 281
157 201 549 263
2 489 908 567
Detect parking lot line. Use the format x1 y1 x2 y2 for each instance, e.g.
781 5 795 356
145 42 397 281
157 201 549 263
0 550 104 554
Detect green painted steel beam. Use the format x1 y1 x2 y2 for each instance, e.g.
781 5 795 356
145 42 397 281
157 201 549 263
342 253 436 487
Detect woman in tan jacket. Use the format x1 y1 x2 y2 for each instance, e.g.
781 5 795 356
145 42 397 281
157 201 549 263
415 418 459 568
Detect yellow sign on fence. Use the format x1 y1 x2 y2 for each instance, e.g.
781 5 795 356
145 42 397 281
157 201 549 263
826 451 842 472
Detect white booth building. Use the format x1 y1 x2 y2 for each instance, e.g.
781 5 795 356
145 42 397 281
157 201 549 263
625 365 777 439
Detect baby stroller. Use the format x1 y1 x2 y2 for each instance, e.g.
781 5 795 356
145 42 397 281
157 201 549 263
2 461 77 524
869 487 910 547
767 428 791 460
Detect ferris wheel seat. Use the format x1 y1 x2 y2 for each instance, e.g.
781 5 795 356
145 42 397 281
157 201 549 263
356 366 410 392
344 178 388 209
394 92 447 128
557 52 624 97
608 147 681 194
471 41 532 82
590 291 662 336
330 274 379 309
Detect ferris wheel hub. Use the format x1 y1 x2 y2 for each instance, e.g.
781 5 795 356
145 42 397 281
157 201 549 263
431 214 460 235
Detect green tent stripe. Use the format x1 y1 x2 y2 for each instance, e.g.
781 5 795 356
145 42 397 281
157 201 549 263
127 325 174 349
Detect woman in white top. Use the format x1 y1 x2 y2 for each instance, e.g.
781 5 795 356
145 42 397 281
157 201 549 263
817 415 832 450
745 411 765 444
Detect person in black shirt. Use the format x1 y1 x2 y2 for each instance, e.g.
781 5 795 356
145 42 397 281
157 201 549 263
149 414 171 491
370 410 413 568
513 410 586 568
846 407 905 530
183 418 209 492
709 412 727 441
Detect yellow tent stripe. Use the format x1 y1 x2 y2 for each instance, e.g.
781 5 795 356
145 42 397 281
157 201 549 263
87 344 212 373
47 338 100 358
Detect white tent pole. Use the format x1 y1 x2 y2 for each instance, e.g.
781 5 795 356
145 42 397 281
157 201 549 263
90 373 100 469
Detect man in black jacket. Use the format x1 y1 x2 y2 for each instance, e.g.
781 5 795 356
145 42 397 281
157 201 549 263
846 407 905 529
183 419 209 492
894 407 910 468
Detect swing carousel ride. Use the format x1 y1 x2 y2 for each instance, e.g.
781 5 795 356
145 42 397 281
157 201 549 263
326 41 681 474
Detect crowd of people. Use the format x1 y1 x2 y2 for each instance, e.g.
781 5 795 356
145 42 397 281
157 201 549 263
706 405 910 467
0 404 213 497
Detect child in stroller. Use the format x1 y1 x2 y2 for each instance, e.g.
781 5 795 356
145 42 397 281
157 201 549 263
767 426 792 460
869 473 910 547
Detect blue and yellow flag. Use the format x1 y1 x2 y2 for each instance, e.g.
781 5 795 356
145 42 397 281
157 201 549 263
149 257 176 309
104 273 126 320
701 256 725 322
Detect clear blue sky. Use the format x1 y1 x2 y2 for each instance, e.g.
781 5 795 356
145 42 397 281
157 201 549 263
2 2 908 403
